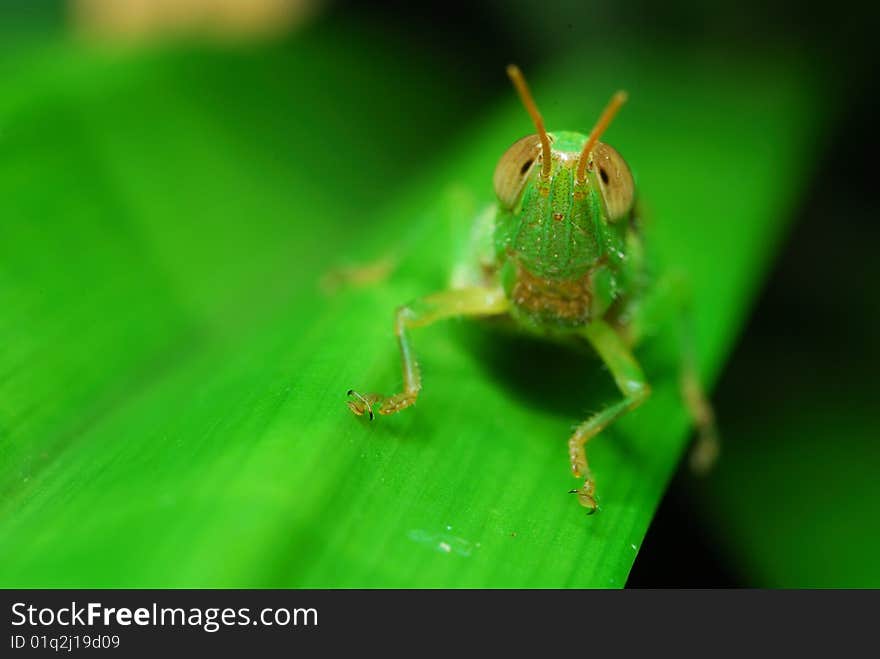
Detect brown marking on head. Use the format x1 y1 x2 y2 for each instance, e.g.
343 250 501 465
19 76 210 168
511 262 594 324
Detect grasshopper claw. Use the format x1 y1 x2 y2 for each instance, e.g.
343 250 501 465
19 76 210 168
569 486 598 514
346 390 375 420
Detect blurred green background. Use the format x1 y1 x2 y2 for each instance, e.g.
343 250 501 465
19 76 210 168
0 0 876 587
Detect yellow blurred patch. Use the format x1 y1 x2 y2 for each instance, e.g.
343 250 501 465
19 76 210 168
71 0 323 43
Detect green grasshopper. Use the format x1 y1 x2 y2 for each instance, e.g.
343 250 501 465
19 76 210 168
347 66 718 513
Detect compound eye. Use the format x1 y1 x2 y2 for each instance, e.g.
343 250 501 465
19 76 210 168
493 134 542 209
592 142 635 222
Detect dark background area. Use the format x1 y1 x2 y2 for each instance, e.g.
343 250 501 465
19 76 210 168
629 77 880 586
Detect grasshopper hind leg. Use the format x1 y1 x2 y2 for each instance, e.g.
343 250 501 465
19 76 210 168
621 272 721 474
449 204 497 290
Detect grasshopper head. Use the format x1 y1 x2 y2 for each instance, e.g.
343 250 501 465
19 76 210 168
495 66 635 279
493 131 635 223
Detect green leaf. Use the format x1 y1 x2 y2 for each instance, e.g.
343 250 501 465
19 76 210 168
0 22 824 587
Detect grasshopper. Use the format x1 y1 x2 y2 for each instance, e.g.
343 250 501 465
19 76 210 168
347 66 718 513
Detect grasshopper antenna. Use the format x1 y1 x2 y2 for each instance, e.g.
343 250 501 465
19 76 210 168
576 91 628 184
506 65 552 178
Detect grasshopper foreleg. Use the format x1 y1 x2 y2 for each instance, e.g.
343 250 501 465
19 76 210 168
347 286 509 418
568 320 651 513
